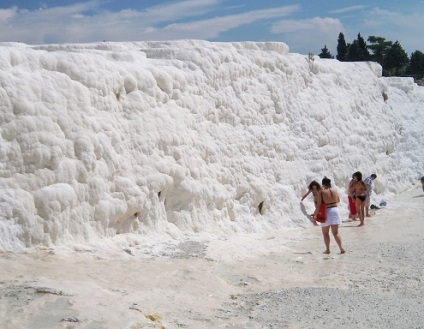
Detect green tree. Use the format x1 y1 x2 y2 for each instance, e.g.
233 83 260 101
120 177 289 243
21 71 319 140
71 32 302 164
336 32 347 61
383 41 409 76
367 36 392 64
346 40 359 61
408 50 424 78
318 45 334 59
356 33 371 61
346 33 371 61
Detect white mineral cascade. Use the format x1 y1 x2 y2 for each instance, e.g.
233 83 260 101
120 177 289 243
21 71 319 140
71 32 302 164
0 41 423 252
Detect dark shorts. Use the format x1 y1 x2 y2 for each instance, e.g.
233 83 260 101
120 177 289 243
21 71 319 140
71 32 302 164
357 195 367 202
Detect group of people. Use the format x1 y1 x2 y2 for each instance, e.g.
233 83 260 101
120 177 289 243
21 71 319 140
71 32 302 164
301 173 377 254
348 173 377 225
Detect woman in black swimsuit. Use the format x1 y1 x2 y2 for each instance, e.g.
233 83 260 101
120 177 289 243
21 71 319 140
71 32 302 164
349 171 368 226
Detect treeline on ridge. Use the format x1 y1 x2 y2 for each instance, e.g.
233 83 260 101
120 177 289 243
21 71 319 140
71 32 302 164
317 33 424 79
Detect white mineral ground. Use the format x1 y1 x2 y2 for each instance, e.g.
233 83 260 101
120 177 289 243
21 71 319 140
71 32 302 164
0 184 423 329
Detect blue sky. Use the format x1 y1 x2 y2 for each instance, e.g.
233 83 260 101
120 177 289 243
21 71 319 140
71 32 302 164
0 0 423 55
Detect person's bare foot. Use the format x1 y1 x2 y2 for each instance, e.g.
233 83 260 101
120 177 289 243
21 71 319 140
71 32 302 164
358 223 364 227
340 249 346 254
323 250 330 254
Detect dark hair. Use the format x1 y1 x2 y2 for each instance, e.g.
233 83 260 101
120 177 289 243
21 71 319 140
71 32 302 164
322 177 332 187
353 171 363 181
308 180 321 191
371 174 377 179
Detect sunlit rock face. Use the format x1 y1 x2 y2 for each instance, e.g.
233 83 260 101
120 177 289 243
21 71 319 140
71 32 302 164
1 40 423 251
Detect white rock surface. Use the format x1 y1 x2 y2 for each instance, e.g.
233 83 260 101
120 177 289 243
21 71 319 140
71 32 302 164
0 41 423 252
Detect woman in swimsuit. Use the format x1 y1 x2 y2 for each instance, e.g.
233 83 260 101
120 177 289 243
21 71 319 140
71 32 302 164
349 171 368 227
313 177 346 254
301 181 322 224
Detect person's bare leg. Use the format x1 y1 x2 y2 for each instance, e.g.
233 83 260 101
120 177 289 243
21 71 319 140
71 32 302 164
360 203 366 225
365 196 371 217
365 209 371 217
331 225 346 253
355 200 364 226
365 199 371 217
322 226 331 254
358 210 364 226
